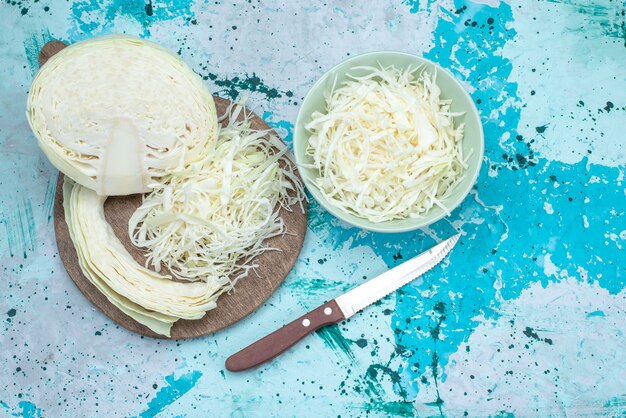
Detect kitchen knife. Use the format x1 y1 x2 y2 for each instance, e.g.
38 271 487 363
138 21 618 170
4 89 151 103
225 234 460 372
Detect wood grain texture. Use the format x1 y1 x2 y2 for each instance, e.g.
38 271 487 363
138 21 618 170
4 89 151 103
46 39 307 339
39 40 67 66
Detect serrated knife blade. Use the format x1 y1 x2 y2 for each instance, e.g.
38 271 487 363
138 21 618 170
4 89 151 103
226 234 461 372
336 233 460 318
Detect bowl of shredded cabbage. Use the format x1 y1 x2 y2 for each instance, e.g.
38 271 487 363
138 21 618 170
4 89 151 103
294 51 483 233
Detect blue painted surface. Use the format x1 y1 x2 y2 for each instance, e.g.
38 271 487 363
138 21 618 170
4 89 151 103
138 371 203 418
0 0 625 416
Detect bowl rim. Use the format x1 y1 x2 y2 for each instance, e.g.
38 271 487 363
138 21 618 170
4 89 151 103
294 50 485 233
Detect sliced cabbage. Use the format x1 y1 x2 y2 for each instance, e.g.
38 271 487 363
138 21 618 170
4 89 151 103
129 101 305 282
62 102 304 336
304 65 469 222
63 178 226 337
28 34 217 196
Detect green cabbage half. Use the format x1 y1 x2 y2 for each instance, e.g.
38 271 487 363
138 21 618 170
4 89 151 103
28 34 218 196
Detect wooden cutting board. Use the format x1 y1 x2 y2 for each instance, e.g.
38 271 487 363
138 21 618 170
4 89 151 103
43 41 307 339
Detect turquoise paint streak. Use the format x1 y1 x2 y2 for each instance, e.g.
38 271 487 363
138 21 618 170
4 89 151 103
403 0 442 14
16 401 42 418
0 401 42 418
262 111 294 146
2 199 37 259
137 370 202 418
69 0 194 39
23 30 53 75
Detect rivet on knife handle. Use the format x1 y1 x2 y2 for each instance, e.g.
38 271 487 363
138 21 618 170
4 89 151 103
225 299 345 372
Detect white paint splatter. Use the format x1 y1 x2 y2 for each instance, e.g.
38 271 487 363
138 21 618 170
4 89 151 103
413 279 626 416
543 202 554 215
542 253 559 277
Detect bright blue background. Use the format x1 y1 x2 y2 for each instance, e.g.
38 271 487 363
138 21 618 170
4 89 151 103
1 0 625 416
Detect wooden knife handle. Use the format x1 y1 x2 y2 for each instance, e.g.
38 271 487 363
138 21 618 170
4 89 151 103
226 299 345 372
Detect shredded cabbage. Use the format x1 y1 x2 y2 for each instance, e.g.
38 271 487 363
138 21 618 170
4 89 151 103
62 102 304 336
28 34 217 196
129 101 305 282
304 65 470 222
